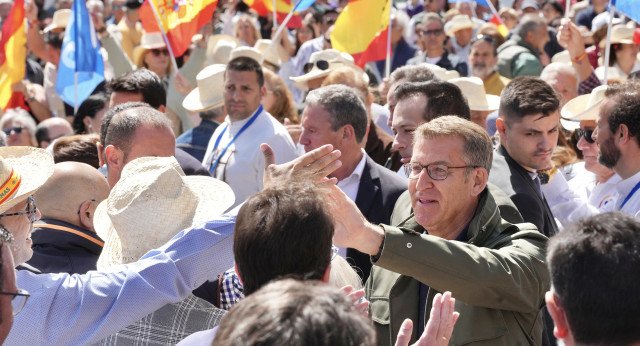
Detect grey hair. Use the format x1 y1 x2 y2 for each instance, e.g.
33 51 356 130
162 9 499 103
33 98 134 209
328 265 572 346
0 108 37 140
0 131 7 147
305 85 368 143
540 62 580 92
389 64 439 86
391 8 410 31
86 0 104 12
414 115 493 174
517 14 547 38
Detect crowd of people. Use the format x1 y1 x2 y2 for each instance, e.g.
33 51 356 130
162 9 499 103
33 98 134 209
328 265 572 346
0 0 640 344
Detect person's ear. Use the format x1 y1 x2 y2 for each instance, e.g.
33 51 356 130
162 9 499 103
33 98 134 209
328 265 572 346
83 116 93 133
617 124 629 146
545 291 570 340
104 145 124 170
260 85 267 99
78 199 96 231
342 125 355 143
496 117 507 136
321 264 331 283
97 142 105 166
157 105 166 113
470 167 488 196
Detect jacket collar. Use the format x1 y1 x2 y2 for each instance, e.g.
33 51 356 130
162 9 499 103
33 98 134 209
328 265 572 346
507 34 541 57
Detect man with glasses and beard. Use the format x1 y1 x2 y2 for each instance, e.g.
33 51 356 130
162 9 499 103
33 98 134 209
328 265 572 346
592 80 640 217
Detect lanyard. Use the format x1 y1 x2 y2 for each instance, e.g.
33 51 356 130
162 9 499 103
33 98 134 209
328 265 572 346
619 180 640 210
208 105 263 175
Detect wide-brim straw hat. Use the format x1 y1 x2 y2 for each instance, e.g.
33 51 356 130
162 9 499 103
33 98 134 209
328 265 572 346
449 77 500 111
594 66 627 83
229 46 263 63
290 49 364 91
445 15 479 37
206 34 240 65
95 156 234 270
133 32 168 68
599 25 635 49
254 39 285 68
43 9 70 34
183 64 226 112
561 84 608 121
0 147 54 214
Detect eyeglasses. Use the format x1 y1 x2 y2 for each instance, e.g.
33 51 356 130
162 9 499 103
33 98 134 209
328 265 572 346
113 4 124 10
0 289 30 315
575 128 595 144
303 60 330 74
0 196 37 223
3 126 23 135
404 162 476 180
150 48 169 57
420 29 443 36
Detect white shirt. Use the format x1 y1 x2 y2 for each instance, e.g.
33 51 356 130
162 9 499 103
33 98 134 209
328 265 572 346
615 170 640 217
335 150 367 257
202 107 298 208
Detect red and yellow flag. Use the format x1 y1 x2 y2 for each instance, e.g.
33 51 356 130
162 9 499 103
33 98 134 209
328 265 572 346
140 0 218 57
0 0 27 111
489 14 509 37
330 0 391 68
243 0 302 29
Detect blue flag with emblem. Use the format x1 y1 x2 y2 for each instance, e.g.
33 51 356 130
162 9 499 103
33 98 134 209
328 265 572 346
55 0 104 108
612 0 640 24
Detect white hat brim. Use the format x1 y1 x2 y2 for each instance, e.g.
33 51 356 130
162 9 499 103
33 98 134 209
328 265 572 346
183 87 224 112
0 147 54 214
471 94 501 111
561 93 601 121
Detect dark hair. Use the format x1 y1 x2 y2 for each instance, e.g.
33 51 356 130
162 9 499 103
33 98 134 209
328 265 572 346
304 85 368 143
603 80 640 146
35 126 50 147
471 34 498 56
100 101 149 147
44 31 65 50
499 76 559 123
394 80 471 121
233 182 334 295
226 56 264 87
547 212 640 345
544 0 564 16
103 104 171 162
295 22 317 55
107 69 166 109
213 279 376 346
53 134 101 168
73 93 108 134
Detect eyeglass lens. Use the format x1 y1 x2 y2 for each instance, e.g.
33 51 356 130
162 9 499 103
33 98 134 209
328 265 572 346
12 290 28 315
303 60 330 74
3 126 23 135
576 129 595 144
421 29 443 36
151 49 169 57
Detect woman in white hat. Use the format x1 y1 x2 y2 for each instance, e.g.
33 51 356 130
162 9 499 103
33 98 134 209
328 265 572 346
600 25 640 78
134 32 172 88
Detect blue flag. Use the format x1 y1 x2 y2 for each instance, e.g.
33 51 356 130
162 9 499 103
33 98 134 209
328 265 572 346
612 0 640 24
295 0 317 11
55 0 104 107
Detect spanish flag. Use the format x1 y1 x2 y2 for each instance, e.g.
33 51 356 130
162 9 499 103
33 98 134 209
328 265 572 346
243 0 303 29
0 0 27 111
330 0 391 68
489 14 509 37
140 0 218 57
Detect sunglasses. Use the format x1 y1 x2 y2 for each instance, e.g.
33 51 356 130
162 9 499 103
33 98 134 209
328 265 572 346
0 196 37 223
420 29 443 36
150 48 169 57
303 60 330 74
575 128 595 144
3 126 23 135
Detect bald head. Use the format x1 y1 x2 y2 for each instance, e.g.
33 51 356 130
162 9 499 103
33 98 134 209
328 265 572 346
540 62 579 106
35 118 74 148
34 162 110 232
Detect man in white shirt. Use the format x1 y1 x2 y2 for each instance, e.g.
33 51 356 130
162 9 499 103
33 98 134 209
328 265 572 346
299 84 406 282
203 57 298 207
593 80 640 217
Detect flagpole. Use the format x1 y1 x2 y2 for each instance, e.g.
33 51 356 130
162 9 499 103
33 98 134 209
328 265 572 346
565 0 570 18
486 0 501 21
147 0 179 75
261 0 299 64
385 4 392 78
273 0 278 29
602 1 615 84
74 72 78 114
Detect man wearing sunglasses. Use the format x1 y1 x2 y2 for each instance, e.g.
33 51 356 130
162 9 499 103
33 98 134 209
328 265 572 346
407 13 468 77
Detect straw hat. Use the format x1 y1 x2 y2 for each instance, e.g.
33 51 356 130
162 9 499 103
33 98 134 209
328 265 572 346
561 84 608 121
254 39 285 68
43 9 70 34
0 147 54 214
449 77 500 111
594 66 627 84
206 35 240 65
183 64 226 112
133 32 167 68
290 49 360 91
418 63 460 81
599 25 635 49
445 15 479 37
229 46 263 63
551 50 571 64
95 156 234 270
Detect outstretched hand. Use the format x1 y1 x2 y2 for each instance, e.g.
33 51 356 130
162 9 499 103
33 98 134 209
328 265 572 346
395 291 459 346
261 143 341 188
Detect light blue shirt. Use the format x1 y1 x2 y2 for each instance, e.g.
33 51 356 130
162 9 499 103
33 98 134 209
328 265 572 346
7 214 237 345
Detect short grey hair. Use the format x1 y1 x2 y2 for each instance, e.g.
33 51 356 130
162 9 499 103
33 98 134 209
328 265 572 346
414 115 493 174
305 85 368 143
517 14 547 38
389 64 439 86
391 8 410 31
0 108 37 139
540 62 580 92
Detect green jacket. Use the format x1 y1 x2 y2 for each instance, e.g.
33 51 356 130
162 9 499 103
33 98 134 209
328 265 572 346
496 34 543 79
366 189 550 346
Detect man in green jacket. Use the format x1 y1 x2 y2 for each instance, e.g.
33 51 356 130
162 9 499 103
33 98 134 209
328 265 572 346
331 116 550 345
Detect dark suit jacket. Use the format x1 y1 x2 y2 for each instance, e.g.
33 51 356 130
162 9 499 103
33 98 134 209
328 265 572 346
489 145 558 238
347 155 407 283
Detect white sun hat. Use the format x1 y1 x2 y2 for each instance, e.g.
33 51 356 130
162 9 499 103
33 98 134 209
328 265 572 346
0 147 54 214
561 84 608 121
445 15 479 37
94 156 234 270
183 64 226 112
449 77 500 111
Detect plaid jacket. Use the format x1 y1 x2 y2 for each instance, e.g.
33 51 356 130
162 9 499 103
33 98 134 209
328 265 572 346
94 295 226 345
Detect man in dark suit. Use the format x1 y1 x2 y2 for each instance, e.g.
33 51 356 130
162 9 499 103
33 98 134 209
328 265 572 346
299 84 407 282
491 76 559 238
